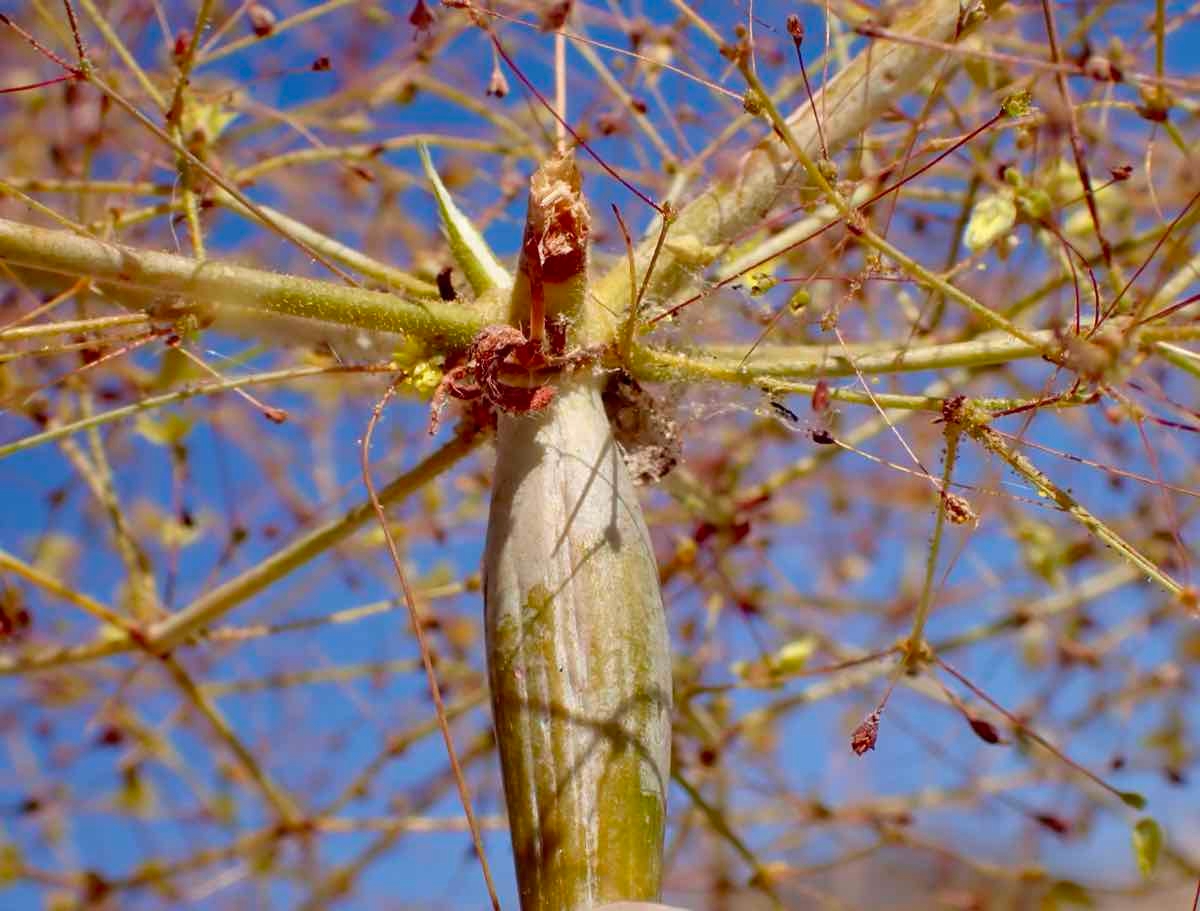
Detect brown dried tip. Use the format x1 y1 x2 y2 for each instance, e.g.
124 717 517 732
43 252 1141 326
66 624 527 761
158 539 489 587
539 0 573 31
786 14 804 42
851 711 880 755
409 0 434 32
521 152 590 284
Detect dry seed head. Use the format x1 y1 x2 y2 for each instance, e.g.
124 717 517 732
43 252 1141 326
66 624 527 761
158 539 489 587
487 58 510 97
941 491 977 526
522 151 590 284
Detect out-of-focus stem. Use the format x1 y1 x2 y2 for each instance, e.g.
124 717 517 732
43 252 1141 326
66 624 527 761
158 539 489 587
594 0 1006 314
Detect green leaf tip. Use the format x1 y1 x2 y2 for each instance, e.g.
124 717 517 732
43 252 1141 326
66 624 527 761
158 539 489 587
417 141 510 296
1118 790 1147 810
1044 880 1093 908
1131 817 1162 879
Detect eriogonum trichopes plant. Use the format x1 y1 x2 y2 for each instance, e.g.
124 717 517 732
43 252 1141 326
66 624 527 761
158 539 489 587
0 0 1198 908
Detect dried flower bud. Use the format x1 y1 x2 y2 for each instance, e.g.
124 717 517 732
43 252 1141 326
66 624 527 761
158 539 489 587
941 491 977 525
968 716 1003 744
539 0 573 31
173 30 191 60
1082 54 1122 82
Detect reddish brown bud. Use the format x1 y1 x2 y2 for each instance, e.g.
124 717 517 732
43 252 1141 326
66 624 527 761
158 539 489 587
851 711 880 755
539 0 572 31
811 380 830 414
1032 813 1071 836
967 716 1003 744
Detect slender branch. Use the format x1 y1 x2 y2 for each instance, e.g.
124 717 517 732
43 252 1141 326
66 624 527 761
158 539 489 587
159 654 304 823
630 331 1051 382
967 423 1183 597
906 424 962 659
0 365 391 461
735 60 1044 353
0 548 128 629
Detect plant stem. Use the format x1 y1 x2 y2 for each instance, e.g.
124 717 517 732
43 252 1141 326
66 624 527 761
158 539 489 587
907 425 961 660
484 379 672 911
631 330 1051 381
594 0 1006 314
0 216 483 347
967 423 1183 597
485 153 671 910
0 365 389 460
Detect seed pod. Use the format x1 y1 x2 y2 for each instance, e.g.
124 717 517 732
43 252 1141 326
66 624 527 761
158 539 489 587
483 152 672 911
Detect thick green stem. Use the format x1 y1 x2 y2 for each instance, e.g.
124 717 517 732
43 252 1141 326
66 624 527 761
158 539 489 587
484 379 672 911
484 152 672 910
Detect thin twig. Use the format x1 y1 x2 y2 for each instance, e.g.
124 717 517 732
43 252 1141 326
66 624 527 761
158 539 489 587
359 388 501 911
